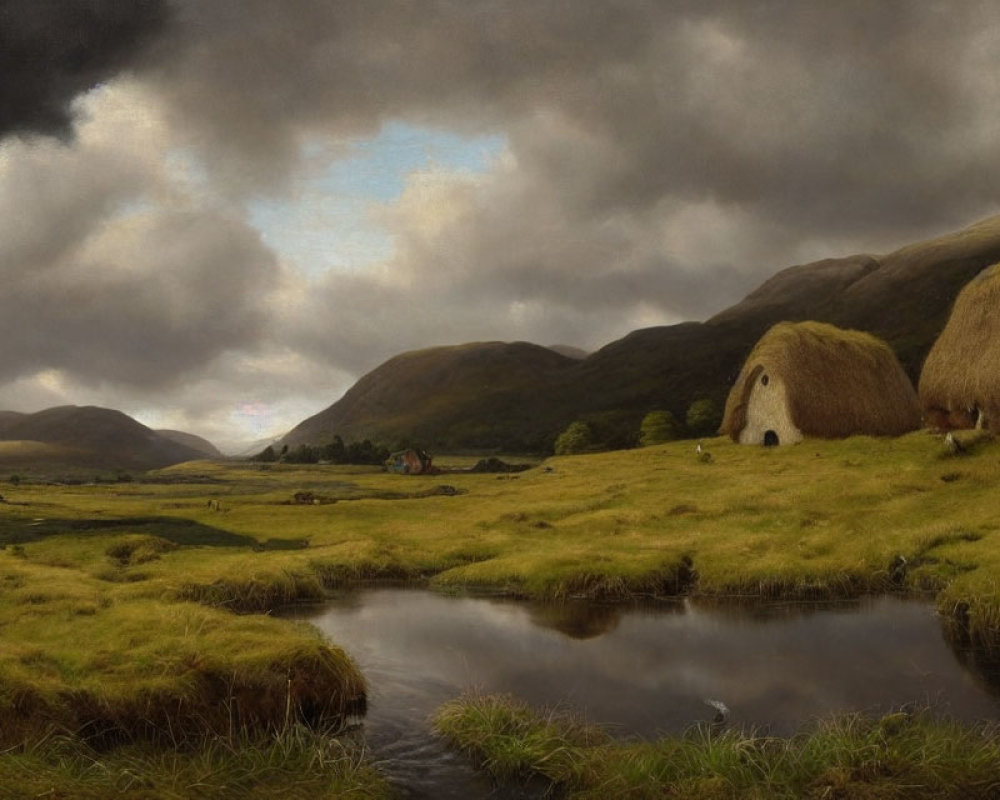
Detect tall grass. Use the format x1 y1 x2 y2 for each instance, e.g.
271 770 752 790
435 693 1000 799
0 724 390 799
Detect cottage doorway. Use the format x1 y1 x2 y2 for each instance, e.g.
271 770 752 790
763 430 779 447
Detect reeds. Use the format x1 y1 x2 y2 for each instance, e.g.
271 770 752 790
434 693 608 785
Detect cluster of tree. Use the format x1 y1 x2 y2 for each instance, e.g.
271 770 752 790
640 399 719 445
253 436 390 466
554 399 722 455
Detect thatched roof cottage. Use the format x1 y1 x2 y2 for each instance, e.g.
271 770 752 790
720 321 921 446
919 264 1000 430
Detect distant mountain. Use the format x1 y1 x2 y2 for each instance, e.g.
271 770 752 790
0 406 207 470
155 429 223 458
284 214 1000 453
710 215 1000 375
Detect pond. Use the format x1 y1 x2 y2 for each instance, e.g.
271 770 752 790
287 590 1000 799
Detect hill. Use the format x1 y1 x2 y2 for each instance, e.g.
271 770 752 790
0 406 209 471
284 214 1000 453
155 429 223 458
546 344 589 360
283 341 578 452
0 411 28 435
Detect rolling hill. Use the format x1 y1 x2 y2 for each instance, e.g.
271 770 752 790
282 214 1000 454
155 429 224 458
0 406 211 471
283 341 579 451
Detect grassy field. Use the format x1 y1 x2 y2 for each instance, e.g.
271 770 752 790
1 430 999 795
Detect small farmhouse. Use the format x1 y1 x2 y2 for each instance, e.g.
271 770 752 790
386 448 437 475
919 263 1000 430
720 321 921 446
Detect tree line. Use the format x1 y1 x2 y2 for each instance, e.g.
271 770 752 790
253 436 390 465
252 398 722 464
554 399 721 455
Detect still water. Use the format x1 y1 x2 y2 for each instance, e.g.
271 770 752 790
288 590 1000 798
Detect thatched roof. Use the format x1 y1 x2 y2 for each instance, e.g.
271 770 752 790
919 264 1000 430
720 321 921 441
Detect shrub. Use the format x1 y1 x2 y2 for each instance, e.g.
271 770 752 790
685 399 720 437
554 421 593 455
639 411 680 446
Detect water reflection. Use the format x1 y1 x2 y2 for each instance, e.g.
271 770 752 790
289 590 1000 798
940 615 1000 700
525 600 625 639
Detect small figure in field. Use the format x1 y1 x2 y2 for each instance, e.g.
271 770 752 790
696 442 713 463
944 432 967 455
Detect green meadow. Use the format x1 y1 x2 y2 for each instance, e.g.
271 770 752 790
1 430 999 795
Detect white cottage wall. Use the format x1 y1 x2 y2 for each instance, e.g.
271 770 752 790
738 370 803 446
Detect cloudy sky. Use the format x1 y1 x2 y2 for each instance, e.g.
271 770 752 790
3 1 1000 451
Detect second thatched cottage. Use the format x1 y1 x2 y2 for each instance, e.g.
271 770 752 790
720 321 921 446
919 263 1000 431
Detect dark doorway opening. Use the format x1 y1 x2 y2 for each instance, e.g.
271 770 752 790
763 430 779 447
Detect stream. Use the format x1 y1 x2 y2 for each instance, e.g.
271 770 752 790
284 590 1000 798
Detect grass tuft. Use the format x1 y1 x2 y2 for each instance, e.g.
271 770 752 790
435 693 1000 799
0 725 391 799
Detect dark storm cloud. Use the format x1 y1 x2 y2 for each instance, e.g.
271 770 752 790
0 0 170 139
149 1 1000 233
144 0 1000 356
144 0 664 188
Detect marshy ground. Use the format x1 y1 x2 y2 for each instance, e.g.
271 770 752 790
0 431 998 796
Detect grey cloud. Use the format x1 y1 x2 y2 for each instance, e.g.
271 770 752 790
282 251 744 382
1 211 278 388
143 1 1000 318
147 1 1000 234
0 139 149 272
0 0 170 139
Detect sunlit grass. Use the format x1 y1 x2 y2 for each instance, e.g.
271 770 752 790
2 431 1000 793
6 431 1000 624
0 589 366 746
